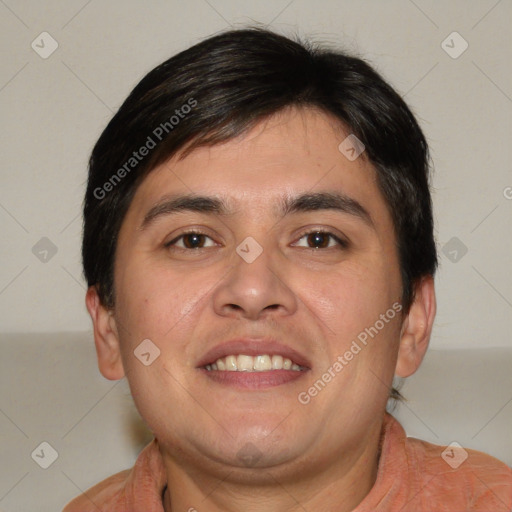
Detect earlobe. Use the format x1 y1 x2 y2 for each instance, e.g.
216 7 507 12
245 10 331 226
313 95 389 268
85 286 125 380
395 276 436 378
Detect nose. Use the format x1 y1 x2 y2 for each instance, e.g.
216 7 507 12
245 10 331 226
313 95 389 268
212 245 298 321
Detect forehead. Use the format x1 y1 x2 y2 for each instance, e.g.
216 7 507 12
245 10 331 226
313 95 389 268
124 107 391 231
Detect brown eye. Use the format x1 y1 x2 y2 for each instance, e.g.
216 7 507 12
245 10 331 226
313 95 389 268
294 230 348 249
166 232 216 250
307 232 330 248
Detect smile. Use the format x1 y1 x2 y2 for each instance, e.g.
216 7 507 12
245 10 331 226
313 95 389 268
204 354 306 372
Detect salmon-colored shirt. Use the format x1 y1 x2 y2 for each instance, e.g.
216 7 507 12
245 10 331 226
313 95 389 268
63 413 512 511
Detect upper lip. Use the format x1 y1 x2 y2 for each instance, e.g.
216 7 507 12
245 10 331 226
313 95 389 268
197 338 312 369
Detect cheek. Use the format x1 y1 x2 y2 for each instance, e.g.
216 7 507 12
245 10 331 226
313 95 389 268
301 262 399 334
115 253 209 341
123 361 187 438
299 261 403 394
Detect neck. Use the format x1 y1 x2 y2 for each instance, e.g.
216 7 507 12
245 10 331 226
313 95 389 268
162 417 384 512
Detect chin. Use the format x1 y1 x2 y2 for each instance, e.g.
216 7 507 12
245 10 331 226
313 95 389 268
204 429 306 471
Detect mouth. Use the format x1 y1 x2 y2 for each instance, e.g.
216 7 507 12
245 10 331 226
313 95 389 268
197 339 311 389
204 354 306 372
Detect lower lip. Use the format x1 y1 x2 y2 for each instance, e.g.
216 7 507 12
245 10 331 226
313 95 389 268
199 368 308 389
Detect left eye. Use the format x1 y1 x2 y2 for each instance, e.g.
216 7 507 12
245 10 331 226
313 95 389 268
293 231 347 249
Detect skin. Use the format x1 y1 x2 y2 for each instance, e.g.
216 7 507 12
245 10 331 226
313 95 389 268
86 106 436 512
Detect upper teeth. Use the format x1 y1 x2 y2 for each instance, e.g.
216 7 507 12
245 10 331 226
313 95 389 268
205 354 303 372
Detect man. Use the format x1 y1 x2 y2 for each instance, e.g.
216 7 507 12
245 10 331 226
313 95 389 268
64 27 512 511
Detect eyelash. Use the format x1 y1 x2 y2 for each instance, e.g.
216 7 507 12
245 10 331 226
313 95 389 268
165 229 349 251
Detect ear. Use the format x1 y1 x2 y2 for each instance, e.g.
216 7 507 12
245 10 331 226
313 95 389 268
395 275 436 378
85 286 125 380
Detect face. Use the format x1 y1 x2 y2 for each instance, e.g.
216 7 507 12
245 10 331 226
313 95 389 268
90 107 418 482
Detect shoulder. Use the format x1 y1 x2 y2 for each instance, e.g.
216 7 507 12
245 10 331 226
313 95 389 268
62 469 130 511
406 434 512 510
62 438 166 512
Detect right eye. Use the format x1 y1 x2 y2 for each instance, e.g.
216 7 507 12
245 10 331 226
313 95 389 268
165 231 217 250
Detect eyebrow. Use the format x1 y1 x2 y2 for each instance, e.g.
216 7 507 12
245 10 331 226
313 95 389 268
139 191 374 230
